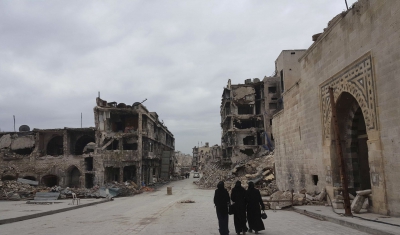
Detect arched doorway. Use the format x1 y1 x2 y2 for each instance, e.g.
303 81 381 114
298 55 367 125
67 166 81 188
331 92 371 192
42 175 58 187
47 136 64 156
74 135 95 155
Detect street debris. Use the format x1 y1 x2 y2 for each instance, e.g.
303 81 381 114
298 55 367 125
180 200 195 203
0 179 149 201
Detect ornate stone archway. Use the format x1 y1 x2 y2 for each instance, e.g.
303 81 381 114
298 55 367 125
320 53 378 140
320 53 388 215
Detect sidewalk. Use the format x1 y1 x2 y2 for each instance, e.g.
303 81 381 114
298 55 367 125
292 205 400 235
0 198 110 225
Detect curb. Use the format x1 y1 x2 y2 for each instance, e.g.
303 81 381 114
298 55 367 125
292 207 397 235
0 199 111 226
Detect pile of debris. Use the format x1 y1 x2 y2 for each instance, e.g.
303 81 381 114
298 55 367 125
329 189 370 213
195 152 279 196
267 188 327 209
0 179 144 201
0 179 40 200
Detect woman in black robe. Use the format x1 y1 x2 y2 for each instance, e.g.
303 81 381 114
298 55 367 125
231 180 248 235
214 181 230 235
245 181 265 234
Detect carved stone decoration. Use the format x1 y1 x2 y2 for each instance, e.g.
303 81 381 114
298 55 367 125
320 54 378 139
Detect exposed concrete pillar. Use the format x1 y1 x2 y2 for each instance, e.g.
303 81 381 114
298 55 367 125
63 129 69 156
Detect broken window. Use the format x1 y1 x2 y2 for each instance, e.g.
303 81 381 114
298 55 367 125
234 119 255 129
42 175 58 187
123 142 137 150
270 119 273 126
47 136 64 156
255 86 263 99
124 115 139 133
255 101 261 114
268 87 277 93
123 137 138 150
12 147 34 155
106 139 119 150
312 175 319 185
74 135 95 155
123 165 137 182
240 149 254 156
85 157 93 171
280 70 284 92
269 103 277 110
243 136 255 145
105 167 120 182
237 104 253 115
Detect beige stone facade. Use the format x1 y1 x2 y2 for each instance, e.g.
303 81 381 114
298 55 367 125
273 0 400 216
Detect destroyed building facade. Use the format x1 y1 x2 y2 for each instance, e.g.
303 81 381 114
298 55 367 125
220 78 280 164
173 151 192 175
191 142 221 171
272 0 400 216
0 97 175 188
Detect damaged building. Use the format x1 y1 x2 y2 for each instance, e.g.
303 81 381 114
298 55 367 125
94 97 175 186
192 142 221 171
0 127 96 188
272 0 400 216
0 97 174 188
220 77 280 164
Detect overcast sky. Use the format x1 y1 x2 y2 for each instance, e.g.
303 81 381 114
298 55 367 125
0 0 357 154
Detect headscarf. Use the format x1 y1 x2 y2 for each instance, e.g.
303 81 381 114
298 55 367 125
234 180 242 189
217 181 225 190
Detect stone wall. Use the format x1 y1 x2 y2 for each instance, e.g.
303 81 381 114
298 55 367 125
273 0 400 215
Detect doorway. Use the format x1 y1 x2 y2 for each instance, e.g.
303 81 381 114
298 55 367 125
332 92 371 191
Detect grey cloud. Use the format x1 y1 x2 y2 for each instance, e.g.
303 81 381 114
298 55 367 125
0 0 358 153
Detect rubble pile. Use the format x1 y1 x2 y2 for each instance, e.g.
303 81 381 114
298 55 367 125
104 181 141 197
0 179 144 201
195 152 279 196
328 189 370 212
268 188 327 209
0 179 38 200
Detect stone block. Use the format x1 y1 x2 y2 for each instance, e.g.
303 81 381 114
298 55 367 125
351 194 366 213
356 189 372 196
332 201 344 209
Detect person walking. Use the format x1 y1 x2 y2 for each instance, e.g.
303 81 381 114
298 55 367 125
231 180 248 235
245 181 265 234
213 181 230 235
214 181 231 235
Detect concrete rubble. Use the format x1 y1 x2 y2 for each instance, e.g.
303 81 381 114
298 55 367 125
194 152 279 196
0 179 156 200
351 189 372 213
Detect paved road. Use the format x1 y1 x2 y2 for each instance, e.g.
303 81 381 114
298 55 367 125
0 178 370 235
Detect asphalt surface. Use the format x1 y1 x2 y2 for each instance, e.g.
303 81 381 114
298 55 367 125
0 177 371 235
